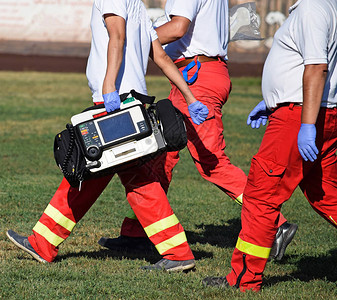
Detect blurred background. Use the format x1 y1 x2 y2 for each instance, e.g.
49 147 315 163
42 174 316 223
0 0 296 76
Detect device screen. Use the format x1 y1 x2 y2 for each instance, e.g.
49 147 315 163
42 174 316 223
98 112 137 144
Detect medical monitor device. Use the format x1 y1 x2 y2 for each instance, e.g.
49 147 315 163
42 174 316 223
70 98 166 173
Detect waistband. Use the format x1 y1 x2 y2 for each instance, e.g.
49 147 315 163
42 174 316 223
273 102 337 112
174 55 223 69
271 102 301 112
278 102 302 108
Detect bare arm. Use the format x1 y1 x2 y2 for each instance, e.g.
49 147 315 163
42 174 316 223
102 14 126 94
153 15 195 105
150 39 197 106
297 63 327 162
301 64 328 124
155 16 190 45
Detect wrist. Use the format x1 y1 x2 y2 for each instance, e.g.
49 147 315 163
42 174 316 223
187 99 197 106
102 83 116 95
103 90 116 95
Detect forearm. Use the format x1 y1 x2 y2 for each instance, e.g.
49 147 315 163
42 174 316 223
301 64 328 124
102 14 125 95
152 40 196 105
102 38 124 94
156 54 196 105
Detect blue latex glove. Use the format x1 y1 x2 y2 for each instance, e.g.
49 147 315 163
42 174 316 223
297 123 319 162
103 90 121 112
247 100 272 128
188 101 209 125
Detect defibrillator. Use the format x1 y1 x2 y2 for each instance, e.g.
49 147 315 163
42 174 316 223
54 91 187 188
71 97 166 173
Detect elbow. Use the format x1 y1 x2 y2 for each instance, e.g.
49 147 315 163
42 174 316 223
170 19 189 40
174 30 185 40
116 34 125 45
156 16 189 44
109 35 125 48
170 16 190 39
154 52 172 71
173 24 187 39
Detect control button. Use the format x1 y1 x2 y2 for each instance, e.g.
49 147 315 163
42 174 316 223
137 121 148 132
86 145 102 161
145 138 152 145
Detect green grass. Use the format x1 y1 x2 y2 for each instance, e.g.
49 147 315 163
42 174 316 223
1 71 337 299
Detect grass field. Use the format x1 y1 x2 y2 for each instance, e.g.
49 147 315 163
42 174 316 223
1 71 337 299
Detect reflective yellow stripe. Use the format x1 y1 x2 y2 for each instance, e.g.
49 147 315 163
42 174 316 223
44 204 76 232
125 209 138 220
329 216 337 226
236 237 271 259
155 232 187 254
33 222 65 247
235 194 243 206
144 214 179 237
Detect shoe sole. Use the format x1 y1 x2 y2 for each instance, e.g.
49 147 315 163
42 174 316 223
275 224 298 261
6 231 48 263
141 261 196 272
166 263 196 273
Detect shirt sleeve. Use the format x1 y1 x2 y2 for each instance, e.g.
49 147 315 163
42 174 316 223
147 14 158 42
294 2 329 65
101 0 127 20
166 0 200 22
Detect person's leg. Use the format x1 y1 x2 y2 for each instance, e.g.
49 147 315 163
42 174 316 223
300 157 337 228
8 175 113 262
118 163 194 263
206 105 306 291
300 108 337 228
170 60 247 203
98 151 181 252
119 151 180 238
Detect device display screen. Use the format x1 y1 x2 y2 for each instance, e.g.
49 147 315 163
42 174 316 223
98 112 137 144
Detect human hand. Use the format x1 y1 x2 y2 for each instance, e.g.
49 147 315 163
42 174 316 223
103 90 121 112
297 123 319 162
247 100 271 128
188 101 209 125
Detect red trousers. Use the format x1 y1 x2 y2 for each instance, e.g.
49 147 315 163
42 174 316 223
121 59 287 237
227 105 337 291
28 163 194 262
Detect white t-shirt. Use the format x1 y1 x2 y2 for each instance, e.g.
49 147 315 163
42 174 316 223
262 0 337 109
163 0 229 61
86 0 158 102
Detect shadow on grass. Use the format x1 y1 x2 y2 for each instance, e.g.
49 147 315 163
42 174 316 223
264 248 337 287
56 218 241 263
56 248 213 263
57 249 160 264
186 218 241 248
